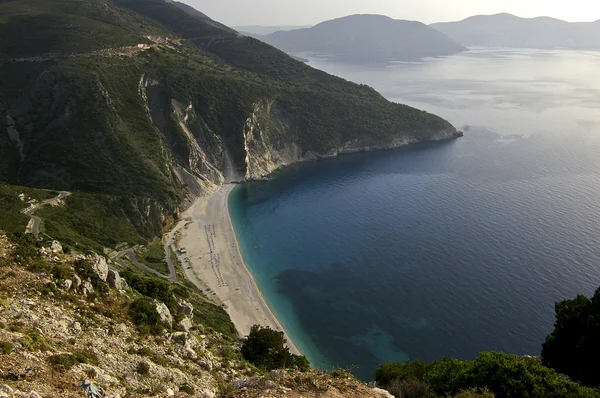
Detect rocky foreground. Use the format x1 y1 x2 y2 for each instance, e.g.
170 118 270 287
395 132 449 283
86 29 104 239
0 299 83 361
0 235 394 398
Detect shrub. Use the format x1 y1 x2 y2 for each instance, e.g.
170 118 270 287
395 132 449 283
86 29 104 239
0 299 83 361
19 331 51 351
241 325 309 372
384 379 431 398
374 352 599 398
129 297 164 335
10 233 44 269
136 361 150 375
74 259 108 295
376 361 429 387
330 367 356 379
135 347 167 366
0 341 14 355
137 347 154 357
455 388 495 398
41 282 59 296
542 287 600 387
121 269 175 309
179 383 194 395
49 354 79 371
48 350 98 371
51 264 74 280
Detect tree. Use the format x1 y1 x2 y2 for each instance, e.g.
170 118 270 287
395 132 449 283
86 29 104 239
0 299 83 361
374 352 599 398
241 325 309 371
542 287 600 387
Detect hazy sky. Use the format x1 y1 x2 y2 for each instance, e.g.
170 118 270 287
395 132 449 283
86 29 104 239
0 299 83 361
186 0 600 26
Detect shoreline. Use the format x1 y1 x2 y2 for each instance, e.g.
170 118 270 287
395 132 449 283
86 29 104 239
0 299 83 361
176 184 301 355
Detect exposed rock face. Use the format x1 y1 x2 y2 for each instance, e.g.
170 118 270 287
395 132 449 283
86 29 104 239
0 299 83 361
179 316 193 332
171 332 198 359
138 75 227 198
177 300 194 316
72 274 82 288
90 254 109 282
137 77 460 202
243 100 300 180
154 300 173 327
61 279 72 291
81 280 94 297
242 100 461 181
373 387 395 398
49 241 62 253
107 269 124 290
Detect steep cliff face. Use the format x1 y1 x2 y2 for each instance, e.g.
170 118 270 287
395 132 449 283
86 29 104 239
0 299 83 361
137 74 225 199
243 100 301 180
242 99 461 180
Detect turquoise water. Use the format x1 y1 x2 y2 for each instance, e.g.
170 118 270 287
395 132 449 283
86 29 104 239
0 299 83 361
228 48 600 381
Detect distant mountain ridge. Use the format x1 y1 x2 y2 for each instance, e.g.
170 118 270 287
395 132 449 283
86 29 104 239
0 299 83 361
432 13 600 49
234 25 312 36
259 14 467 62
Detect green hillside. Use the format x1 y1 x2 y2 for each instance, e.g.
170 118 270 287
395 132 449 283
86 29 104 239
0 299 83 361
0 0 458 249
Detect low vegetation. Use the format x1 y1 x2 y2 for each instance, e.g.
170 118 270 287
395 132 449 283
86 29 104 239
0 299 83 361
129 297 164 335
48 350 99 371
134 240 169 274
542 287 600 387
37 193 148 251
375 285 600 398
241 325 310 372
375 352 599 398
0 184 55 235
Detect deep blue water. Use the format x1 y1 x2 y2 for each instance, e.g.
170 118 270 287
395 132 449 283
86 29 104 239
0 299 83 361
228 48 600 381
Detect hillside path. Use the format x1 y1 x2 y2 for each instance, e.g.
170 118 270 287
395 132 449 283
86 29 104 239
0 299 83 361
22 191 71 238
109 247 177 282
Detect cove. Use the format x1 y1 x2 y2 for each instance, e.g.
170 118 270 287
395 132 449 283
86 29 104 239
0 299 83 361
228 48 600 381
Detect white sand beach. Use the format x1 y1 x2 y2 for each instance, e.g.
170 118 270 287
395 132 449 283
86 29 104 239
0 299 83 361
175 184 300 355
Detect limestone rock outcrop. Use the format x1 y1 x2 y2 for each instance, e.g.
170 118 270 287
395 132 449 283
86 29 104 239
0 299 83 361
154 300 173 327
107 269 124 290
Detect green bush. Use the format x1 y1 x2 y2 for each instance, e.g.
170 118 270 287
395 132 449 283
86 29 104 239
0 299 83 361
0 341 13 354
122 268 175 310
41 282 59 296
19 331 51 352
384 379 432 398
374 352 600 398
542 287 600 387
10 233 46 271
454 388 496 398
48 350 98 371
129 297 164 335
51 264 74 280
136 361 150 375
241 325 310 372
179 383 194 395
137 347 154 357
136 347 167 366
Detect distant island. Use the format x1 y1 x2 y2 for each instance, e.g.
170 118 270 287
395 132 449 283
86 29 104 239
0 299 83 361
256 14 467 63
432 13 600 50
234 25 312 36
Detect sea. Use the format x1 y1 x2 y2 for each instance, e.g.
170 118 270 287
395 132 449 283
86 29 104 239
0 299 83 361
228 47 600 381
